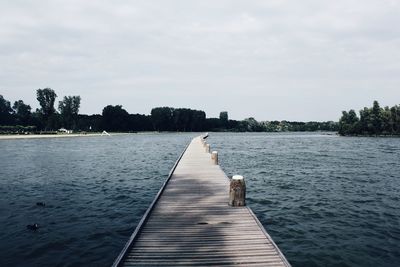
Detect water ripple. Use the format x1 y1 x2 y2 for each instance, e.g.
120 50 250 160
210 132 400 267
0 133 193 267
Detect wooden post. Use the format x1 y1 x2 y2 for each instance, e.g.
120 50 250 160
211 151 218 165
205 144 210 153
229 175 246 206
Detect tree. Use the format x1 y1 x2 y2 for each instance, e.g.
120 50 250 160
338 101 400 136
0 95 14 125
77 114 102 132
219 111 228 127
382 106 393 134
371 100 383 134
173 108 191 131
128 114 153 131
36 88 57 129
227 119 240 131
339 109 359 135
244 117 263 132
359 107 372 134
13 100 32 125
390 105 400 134
205 118 222 131
102 105 129 132
191 110 206 131
151 107 174 131
58 96 81 129
263 121 279 132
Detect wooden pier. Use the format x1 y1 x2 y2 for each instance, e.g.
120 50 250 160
113 136 291 267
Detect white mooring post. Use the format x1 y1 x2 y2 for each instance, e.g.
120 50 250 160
229 175 246 206
205 144 210 153
211 151 218 165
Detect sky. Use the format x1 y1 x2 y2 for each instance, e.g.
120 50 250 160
1 0 399 121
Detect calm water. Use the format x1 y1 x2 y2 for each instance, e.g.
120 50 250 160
0 133 399 267
0 133 194 267
209 133 400 267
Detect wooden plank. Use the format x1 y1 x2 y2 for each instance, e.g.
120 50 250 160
113 136 291 267
133 239 272 247
124 258 285 265
128 248 278 255
123 263 285 267
143 218 258 224
130 247 279 254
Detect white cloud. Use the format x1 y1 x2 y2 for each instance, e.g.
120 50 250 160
0 0 399 120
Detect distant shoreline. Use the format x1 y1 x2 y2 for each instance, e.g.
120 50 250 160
0 132 195 140
8 131 400 141
0 133 126 140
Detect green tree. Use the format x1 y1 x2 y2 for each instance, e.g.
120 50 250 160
0 95 14 125
339 109 359 135
190 110 206 131
58 96 81 130
205 118 222 131
77 114 102 132
390 105 400 134
102 105 129 132
382 106 393 134
13 100 32 125
173 108 191 131
338 101 400 136
263 121 280 132
36 88 57 129
127 114 153 131
244 117 263 132
219 111 228 128
359 107 372 134
371 100 383 134
151 107 174 131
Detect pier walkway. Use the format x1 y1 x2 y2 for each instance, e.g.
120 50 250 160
113 136 290 266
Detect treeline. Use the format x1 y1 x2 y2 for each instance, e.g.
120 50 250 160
1 89 338 133
339 101 400 136
1 88 81 133
204 117 338 132
64 107 339 133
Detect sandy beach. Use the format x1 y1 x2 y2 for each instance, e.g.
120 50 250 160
0 133 112 140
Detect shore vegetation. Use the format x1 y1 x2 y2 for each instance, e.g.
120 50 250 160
0 88 344 134
339 101 400 136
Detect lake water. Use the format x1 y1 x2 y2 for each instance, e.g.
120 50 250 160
0 133 399 267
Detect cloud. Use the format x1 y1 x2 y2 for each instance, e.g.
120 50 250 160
1 0 399 120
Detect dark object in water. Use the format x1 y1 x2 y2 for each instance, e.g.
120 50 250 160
27 223 39 231
36 202 45 207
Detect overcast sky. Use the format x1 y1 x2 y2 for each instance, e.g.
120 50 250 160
1 0 399 121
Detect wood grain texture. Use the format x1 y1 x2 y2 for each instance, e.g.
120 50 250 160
119 136 291 267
